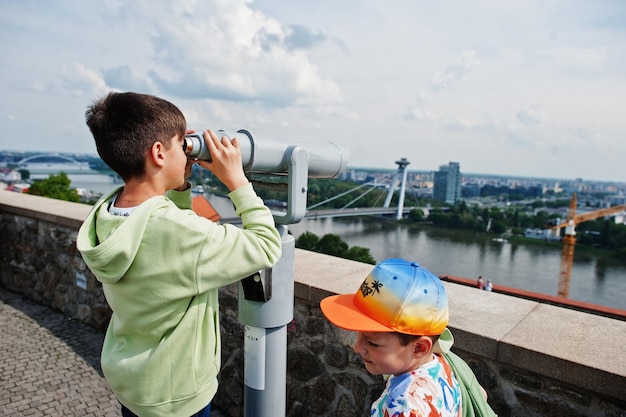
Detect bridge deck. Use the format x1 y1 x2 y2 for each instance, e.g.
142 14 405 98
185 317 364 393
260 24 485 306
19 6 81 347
303 206 415 219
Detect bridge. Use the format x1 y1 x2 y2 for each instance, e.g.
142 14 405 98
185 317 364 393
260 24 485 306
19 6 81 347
305 157 414 221
221 206 421 225
303 206 417 219
15 153 109 176
18 154 83 165
234 157 421 223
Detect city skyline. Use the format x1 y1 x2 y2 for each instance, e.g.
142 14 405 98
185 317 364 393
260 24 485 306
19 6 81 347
2 148 625 190
1 1 625 182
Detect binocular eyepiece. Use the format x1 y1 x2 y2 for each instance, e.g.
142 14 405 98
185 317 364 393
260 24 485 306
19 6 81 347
182 134 211 161
183 129 348 179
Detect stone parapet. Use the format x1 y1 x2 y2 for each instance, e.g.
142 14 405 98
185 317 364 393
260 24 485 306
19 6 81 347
1 190 625 416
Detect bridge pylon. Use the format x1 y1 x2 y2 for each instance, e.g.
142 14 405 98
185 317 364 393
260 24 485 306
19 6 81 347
383 157 410 220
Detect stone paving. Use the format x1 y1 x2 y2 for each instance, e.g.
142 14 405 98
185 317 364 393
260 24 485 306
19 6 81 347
0 287 119 416
0 287 226 417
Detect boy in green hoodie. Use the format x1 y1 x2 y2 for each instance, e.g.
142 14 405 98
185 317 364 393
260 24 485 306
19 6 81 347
77 92 282 417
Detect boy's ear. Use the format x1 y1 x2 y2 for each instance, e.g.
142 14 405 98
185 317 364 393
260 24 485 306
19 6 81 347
413 336 433 357
150 141 166 167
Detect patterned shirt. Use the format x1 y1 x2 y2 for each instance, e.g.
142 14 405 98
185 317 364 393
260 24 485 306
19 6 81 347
371 354 462 417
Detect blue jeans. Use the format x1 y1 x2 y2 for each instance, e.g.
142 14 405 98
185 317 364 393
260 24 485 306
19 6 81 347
121 403 211 417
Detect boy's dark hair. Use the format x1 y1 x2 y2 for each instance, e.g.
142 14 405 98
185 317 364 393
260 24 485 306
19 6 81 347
85 92 187 181
395 332 440 347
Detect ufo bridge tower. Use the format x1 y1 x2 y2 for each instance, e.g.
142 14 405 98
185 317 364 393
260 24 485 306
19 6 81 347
383 157 410 220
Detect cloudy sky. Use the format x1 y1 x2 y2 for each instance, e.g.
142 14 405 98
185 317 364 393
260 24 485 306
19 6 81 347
1 0 624 182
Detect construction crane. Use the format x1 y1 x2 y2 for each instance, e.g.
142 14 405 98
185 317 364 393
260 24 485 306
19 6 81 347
548 193 626 298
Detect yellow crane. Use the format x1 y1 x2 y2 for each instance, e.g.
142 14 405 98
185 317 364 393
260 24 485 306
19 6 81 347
548 193 626 298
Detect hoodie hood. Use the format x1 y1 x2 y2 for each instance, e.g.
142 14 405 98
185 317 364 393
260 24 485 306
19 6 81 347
77 187 161 284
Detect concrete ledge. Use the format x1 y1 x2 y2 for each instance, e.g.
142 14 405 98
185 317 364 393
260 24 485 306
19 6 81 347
0 190 91 228
499 303 626 400
293 248 626 402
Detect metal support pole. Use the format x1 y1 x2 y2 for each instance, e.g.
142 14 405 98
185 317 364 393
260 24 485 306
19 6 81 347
239 225 294 417
242 325 287 416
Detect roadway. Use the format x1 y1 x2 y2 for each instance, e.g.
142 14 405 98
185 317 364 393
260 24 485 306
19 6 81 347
303 206 416 219
221 206 420 224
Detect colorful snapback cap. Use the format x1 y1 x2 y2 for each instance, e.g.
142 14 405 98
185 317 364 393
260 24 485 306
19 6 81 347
321 258 450 337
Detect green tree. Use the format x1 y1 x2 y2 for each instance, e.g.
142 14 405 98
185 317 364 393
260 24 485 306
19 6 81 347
344 246 376 264
490 220 507 234
295 231 319 251
18 169 30 180
458 200 469 214
295 231 376 264
531 211 553 229
408 208 425 222
27 172 80 202
481 208 490 230
511 209 520 228
427 208 446 225
316 234 349 257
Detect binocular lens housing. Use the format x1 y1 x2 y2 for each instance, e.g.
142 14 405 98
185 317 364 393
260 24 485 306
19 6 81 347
183 130 348 179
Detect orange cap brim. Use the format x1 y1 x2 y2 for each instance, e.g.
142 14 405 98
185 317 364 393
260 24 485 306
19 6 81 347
320 294 394 333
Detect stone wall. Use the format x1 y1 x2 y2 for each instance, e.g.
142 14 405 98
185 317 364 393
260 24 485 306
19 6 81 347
0 198 111 331
1 190 625 417
216 282 626 417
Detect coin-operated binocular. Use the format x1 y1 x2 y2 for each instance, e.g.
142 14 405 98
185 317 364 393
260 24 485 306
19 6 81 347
184 129 348 224
185 129 349 417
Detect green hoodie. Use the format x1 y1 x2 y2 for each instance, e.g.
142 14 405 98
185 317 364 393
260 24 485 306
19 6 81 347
77 183 281 417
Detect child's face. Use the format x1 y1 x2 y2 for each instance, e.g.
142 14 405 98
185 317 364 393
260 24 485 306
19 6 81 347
353 332 422 376
166 134 190 188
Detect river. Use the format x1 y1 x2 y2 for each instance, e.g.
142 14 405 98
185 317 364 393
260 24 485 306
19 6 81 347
203 193 626 311
70 176 626 311
287 217 626 311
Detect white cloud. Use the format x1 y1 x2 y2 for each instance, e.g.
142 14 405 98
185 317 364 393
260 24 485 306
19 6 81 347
515 107 544 126
102 66 156 94
90 0 342 111
0 0 624 182
20 81 51 93
58 63 108 97
405 106 438 123
540 46 609 75
430 50 479 91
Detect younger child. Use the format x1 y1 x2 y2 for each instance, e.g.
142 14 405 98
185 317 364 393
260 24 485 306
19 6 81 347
77 92 282 417
321 258 493 417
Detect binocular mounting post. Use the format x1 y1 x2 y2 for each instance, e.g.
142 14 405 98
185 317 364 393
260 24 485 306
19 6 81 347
238 146 309 417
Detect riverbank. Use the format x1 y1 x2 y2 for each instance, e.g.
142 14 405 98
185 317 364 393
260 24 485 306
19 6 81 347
399 220 626 261
506 233 626 260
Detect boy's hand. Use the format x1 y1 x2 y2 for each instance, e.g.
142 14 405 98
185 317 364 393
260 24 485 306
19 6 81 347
196 129 249 192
